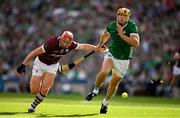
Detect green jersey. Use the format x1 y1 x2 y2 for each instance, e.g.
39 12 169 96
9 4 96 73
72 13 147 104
106 20 139 59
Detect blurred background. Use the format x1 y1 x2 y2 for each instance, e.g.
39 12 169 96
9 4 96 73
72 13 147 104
0 0 179 97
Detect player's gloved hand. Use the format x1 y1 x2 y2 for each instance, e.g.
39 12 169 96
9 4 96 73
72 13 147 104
16 64 26 75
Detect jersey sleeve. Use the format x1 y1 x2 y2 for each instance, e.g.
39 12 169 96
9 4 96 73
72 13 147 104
71 41 78 49
129 22 139 40
41 45 46 53
75 43 80 49
129 22 138 34
43 43 48 52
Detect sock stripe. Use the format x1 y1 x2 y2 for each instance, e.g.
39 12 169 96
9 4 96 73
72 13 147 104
33 101 38 106
35 99 41 104
29 93 46 110
37 93 45 100
31 104 36 108
39 92 46 97
36 96 42 102
34 100 39 104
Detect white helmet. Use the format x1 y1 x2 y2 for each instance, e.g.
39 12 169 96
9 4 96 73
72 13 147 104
61 31 73 39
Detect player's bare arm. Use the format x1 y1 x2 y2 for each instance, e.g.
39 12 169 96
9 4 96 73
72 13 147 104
76 43 106 53
22 46 45 65
97 29 110 49
117 24 139 47
16 46 45 76
76 44 96 51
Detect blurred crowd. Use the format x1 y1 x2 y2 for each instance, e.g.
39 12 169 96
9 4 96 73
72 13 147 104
0 0 180 97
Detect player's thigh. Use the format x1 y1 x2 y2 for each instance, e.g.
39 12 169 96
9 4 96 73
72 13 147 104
101 58 113 73
30 75 43 91
41 72 56 90
113 59 130 78
109 72 122 87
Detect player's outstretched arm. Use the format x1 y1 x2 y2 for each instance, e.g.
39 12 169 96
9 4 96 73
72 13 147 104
16 46 44 76
76 43 96 51
76 43 107 53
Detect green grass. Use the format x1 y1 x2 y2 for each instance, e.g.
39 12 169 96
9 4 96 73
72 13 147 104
0 93 180 118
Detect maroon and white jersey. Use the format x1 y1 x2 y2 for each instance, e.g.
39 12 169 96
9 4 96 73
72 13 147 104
38 37 78 65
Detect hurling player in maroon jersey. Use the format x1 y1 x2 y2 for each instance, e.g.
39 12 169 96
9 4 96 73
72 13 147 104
16 31 104 113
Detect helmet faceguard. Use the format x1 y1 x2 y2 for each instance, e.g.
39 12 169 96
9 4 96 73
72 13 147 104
117 8 131 17
117 8 131 25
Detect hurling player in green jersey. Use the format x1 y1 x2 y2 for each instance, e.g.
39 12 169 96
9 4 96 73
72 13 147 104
85 8 140 114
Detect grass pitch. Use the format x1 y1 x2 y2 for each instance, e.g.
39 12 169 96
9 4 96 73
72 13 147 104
0 93 180 118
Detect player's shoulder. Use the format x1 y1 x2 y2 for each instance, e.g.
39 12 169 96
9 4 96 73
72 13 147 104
47 36 58 41
70 41 78 49
72 41 78 45
47 36 58 43
45 36 59 48
106 21 116 31
107 21 116 27
128 20 137 26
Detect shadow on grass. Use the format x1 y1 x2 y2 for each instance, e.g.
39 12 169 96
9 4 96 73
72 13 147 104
0 112 99 117
36 113 99 117
0 112 28 115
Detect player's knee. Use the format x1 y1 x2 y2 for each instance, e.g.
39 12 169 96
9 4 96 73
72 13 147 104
40 87 50 96
30 89 39 95
30 85 40 95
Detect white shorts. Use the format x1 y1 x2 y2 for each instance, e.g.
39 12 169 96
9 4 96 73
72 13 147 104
32 57 59 76
173 66 180 76
105 52 130 78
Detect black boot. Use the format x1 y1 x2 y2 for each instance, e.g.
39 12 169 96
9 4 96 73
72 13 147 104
85 92 97 101
100 103 108 114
